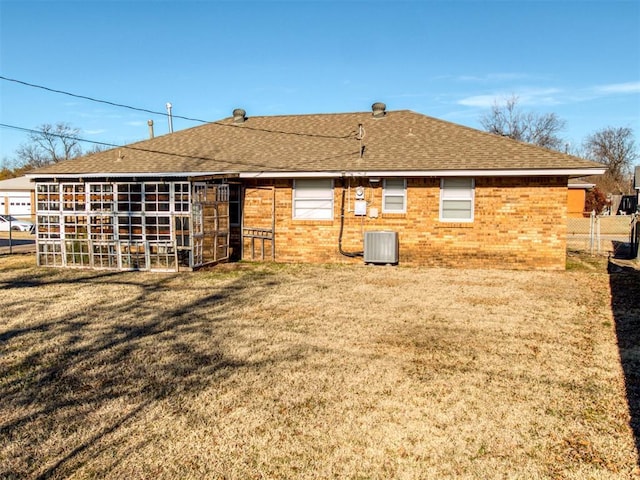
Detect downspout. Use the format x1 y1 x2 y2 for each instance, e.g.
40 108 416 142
338 179 364 258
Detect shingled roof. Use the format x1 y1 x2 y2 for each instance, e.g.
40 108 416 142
29 107 605 178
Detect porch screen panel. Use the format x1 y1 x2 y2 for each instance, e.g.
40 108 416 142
63 214 90 267
174 183 190 212
37 184 60 211
118 184 142 212
37 241 63 267
62 184 86 212
37 213 62 266
90 215 116 269
191 183 230 267
89 184 114 211
118 216 144 242
35 180 192 271
144 183 170 212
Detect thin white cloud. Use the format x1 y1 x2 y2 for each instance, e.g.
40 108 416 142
591 81 640 94
457 88 562 108
83 129 107 135
433 72 538 83
125 121 147 127
458 73 532 82
457 94 499 108
457 81 640 109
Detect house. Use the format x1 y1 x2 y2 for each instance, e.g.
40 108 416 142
0 176 35 219
27 103 605 271
567 178 595 218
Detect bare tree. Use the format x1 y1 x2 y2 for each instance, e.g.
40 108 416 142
480 95 566 151
583 127 637 193
16 122 82 168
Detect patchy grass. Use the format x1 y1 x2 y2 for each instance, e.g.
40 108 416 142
566 249 610 271
0 256 637 479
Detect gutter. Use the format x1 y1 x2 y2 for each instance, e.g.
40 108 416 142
239 168 607 179
25 167 607 181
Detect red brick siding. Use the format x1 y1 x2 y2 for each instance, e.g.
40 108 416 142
241 177 568 270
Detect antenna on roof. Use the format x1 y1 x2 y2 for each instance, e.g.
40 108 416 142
166 102 174 133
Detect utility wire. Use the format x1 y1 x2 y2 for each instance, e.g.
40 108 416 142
0 75 207 123
0 75 358 140
0 122 360 171
0 122 261 168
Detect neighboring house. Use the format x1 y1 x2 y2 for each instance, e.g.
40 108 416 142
27 103 605 272
567 178 595 218
0 176 35 219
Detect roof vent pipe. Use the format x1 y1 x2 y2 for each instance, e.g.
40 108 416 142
233 108 247 124
148 120 154 139
372 102 386 118
166 102 174 133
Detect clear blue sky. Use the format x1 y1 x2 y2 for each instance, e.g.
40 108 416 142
1 0 639 164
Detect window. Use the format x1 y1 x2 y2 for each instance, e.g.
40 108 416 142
117 216 143 241
293 179 333 220
61 184 86 212
144 183 170 212
145 216 171 241
37 215 60 239
229 184 241 226
173 183 190 212
37 184 60 211
89 215 114 241
89 184 114 211
440 178 474 222
117 184 142 212
383 178 406 213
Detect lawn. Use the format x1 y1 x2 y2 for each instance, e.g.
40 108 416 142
0 255 638 479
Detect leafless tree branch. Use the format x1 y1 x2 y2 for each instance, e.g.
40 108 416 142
480 95 566 151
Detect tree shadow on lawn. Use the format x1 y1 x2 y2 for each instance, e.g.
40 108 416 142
609 261 640 465
0 268 284 479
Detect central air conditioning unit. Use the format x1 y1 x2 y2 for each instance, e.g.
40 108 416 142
364 231 399 264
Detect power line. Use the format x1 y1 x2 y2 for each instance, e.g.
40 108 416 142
0 122 254 166
0 75 207 123
0 75 358 140
1 123 124 149
0 122 360 171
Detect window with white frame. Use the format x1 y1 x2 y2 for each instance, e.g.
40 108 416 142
383 178 406 213
440 178 475 222
37 184 60 211
293 179 333 220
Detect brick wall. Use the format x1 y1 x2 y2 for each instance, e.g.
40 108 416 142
241 176 568 270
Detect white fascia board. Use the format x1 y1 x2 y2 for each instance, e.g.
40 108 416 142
26 167 607 180
240 168 607 178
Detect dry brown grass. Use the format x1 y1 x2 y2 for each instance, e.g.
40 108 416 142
0 255 637 479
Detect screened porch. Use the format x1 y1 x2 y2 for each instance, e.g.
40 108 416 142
34 180 230 272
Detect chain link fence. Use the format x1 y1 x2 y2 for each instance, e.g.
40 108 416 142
567 212 639 259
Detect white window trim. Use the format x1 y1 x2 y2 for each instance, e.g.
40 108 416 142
439 178 475 223
293 179 334 220
382 178 407 213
